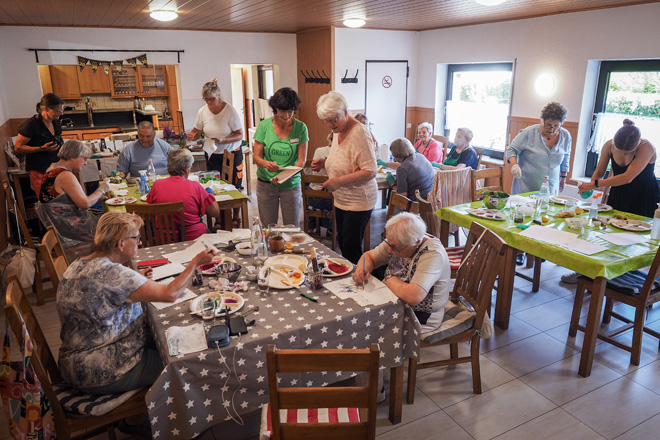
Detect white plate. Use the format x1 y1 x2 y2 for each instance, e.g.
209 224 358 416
265 254 308 272
318 257 353 277
106 197 137 205
281 232 314 245
465 208 507 221
197 257 237 275
608 219 652 232
189 292 244 316
140 195 148 202
263 263 305 289
578 202 612 212
550 195 581 205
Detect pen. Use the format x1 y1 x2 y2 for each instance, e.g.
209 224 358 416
360 257 366 290
300 293 318 303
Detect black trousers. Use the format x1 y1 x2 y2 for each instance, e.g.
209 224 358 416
206 149 244 189
335 207 372 265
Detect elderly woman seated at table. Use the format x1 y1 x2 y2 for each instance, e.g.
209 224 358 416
437 127 479 170
146 149 220 240
353 212 450 332
390 137 435 200
36 139 110 260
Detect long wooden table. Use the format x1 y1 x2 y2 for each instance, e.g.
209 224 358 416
438 198 658 377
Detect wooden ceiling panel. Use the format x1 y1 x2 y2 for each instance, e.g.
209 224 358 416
0 0 656 33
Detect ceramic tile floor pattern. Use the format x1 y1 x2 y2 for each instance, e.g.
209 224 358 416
3 184 660 438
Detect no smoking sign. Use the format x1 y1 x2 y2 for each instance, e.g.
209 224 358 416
382 75 392 88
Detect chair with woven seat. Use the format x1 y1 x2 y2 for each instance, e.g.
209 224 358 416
407 222 507 402
301 172 337 250
569 247 660 365
4 277 149 440
38 225 70 292
260 343 379 440
125 201 186 247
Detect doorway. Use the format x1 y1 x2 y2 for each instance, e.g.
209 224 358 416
230 64 279 145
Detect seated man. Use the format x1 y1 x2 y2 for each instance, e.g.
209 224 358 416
353 212 450 332
116 120 171 177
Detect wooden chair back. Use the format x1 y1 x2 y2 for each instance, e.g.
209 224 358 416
431 135 448 161
473 147 485 169
222 152 235 185
386 193 419 222
414 189 437 237
38 226 69 291
266 343 380 440
3 179 34 247
126 201 186 247
301 172 337 250
470 167 505 202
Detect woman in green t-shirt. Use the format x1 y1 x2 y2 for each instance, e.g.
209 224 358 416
253 88 309 226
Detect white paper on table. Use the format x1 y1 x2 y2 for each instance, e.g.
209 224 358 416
324 277 398 305
519 225 607 255
599 232 649 246
151 280 197 310
163 240 209 264
108 182 128 190
152 262 186 280
566 239 607 256
165 323 207 356
506 195 535 208
114 189 129 196
194 229 251 247
203 138 217 156
215 194 233 202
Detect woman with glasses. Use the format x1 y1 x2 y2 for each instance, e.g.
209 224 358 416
313 91 378 264
353 212 450 332
14 93 65 195
437 127 479 170
506 102 572 194
57 211 213 435
253 87 308 227
187 79 244 225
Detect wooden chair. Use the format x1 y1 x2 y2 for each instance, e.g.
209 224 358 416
222 150 235 185
470 167 504 202
473 147 485 169
262 343 379 440
569 247 660 366
38 226 69 293
301 172 337 250
429 167 472 247
415 189 438 237
4 277 149 440
125 201 186 247
407 222 507 402
382 193 419 240
205 152 236 232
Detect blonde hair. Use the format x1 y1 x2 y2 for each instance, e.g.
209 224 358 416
201 78 222 100
94 211 143 253
316 91 348 120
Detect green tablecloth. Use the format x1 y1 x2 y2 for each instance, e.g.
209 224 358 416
437 195 658 280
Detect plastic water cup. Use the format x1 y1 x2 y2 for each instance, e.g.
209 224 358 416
580 190 593 199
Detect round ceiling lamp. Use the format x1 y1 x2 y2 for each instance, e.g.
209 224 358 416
475 0 507 5
535 73 556 97
150 10 178 21
343 18 366 28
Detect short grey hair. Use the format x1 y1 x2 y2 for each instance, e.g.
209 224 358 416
167 149 194 176
355 113 368 124
457 127 473 143
385 213 427 247
417 122 433 135
389 138 415 160
316 91 348 120
138 120 155 132
58 139 91 160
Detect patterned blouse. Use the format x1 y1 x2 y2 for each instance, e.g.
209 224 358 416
39 167 68 203
57 257 149 389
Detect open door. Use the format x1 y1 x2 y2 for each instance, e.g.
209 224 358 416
230 66 246 140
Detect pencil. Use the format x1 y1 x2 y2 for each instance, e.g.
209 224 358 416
300 293 318 303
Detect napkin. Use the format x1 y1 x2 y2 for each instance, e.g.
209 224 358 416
166 323 208 356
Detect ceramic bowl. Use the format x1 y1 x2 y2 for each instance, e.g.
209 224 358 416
236 242 253 256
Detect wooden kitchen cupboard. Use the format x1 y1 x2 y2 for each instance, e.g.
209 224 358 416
49 65 81 99
78 66 111 94
139 65 168 97
109 68 139 97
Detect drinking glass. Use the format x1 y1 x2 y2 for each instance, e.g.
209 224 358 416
565 200 578 215
201 298 216 331
257 267 270 294
513 205 525 223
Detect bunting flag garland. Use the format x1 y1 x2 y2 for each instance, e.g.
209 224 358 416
137 54 148 68
100 61 111 74
75 55 148 73
77 56 89 71
126 57 138 71
112 60 124 71
89 59 100 72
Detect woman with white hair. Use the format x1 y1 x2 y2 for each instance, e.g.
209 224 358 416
353 212 450 332
415 122 443 163
438 127 479 170
312 91 378 264
390 137 435 200
146 149 220 241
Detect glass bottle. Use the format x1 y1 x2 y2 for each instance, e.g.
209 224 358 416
651 203 660 241
146 160 156 183
538 175 550 212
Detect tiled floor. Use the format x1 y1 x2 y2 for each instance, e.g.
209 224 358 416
3 170 660 439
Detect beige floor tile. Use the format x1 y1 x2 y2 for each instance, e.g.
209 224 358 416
494 408 606 440
416 356 516 409
545 321 606 352
480 314 541 353
513 296 577 331
377 410 473 440
626 358 660 393
613 412 660 440
444 380 556 440
484 333 578 377
520 352 621 405
509 286 563 314
375 383 440 436
563 377 660 439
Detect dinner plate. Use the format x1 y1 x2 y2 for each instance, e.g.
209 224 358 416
281 232 314 245
465 208 507 221
106 197 137 205
318 257 353 277
550 195 581 205
197 257 237 275
264 263 305 289
578 202 612 212
608 219 652 232
189 292 244 316
140 195 148 202
265 254 308 272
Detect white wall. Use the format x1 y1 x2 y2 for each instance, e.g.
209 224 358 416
0 26 297 128
334 28 419 111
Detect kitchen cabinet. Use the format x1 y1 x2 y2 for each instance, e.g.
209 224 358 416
109 68 139 97
109 65 167 97
139 65 168 96
79 66 110 94
49 65 81 99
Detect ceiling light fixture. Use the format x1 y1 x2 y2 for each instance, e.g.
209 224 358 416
343 18 366 28
150 9 178 21
474 0 507 6
535 73 556 97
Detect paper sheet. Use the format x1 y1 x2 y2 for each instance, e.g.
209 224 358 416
108 182 128 190
152 262 186 280
324 277 398 306
519 225 607 255
203 138 217 156
165 323 208 356
151 279 197 310
193 229 251 246
114 189 129 196
215 194 233 202
599 232 649 246
163 240 209 264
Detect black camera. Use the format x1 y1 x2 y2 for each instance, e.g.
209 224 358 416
52 135 64 147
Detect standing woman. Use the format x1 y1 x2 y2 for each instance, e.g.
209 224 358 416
506 102 572 194
578 119 658 217
14 93 65 196
253 87 308 226
187 79 244 226
313 91 378 264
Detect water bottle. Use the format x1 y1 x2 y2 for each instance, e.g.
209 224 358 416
256 231 269 266
539 176 550 212
251 217 264 264
138 170 149 196
146 159 156 184
589 196 598 220
651 203 660 241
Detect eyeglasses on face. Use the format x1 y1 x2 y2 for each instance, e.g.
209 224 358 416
383 239 402 253
322 115 339 125
124 235 142 243
203 96 218 103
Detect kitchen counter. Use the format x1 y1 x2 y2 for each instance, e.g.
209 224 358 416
61 108 159 132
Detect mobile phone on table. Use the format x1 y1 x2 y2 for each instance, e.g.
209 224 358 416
229 316 248 336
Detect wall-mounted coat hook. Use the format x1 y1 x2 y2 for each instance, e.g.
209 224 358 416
301 69 330 84
341 69 359 84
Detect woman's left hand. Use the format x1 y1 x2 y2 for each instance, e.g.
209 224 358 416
322 178 341 192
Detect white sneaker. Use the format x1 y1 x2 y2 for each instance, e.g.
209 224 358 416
561 272 579 284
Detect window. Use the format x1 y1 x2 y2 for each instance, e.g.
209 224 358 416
257 65 274 100
444 63 513 159
586 60 660 176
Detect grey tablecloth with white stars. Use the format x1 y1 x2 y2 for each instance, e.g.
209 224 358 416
138 240 420 439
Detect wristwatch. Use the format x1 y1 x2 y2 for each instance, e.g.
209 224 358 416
595 179 599 188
